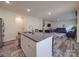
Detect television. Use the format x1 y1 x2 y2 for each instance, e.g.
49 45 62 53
47 24 51 27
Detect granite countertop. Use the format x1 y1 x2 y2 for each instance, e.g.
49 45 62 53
22 32 54 42
22 32 66 42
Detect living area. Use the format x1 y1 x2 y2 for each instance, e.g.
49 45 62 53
40 11 77 56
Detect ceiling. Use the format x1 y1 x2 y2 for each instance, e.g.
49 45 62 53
0 1 79 21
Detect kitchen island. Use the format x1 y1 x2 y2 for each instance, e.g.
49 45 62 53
21 32 66 57
21 32 53 57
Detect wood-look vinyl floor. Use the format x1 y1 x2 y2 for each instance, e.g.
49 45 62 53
0 40 25 57
53 37 79 57
0 37 79 57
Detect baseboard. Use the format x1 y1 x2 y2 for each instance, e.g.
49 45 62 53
3 39 17 46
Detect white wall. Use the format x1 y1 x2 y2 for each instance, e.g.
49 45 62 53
23 16 43 32
0 9 24 42
0 8 43 42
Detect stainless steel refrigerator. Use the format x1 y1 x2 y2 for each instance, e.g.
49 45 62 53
0 18 4 48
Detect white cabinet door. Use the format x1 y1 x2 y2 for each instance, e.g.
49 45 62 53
28 39 36 57
26 44 36 57
21 35 36 57
25 37 36 57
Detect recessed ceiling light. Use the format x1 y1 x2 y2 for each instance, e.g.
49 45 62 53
27 8 31 12
48 12 51 15
5 1 10 4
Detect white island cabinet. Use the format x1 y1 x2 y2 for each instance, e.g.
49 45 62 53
21 33 53 57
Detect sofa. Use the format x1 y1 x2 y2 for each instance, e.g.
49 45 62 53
53 27 76 39
53 28 67 33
